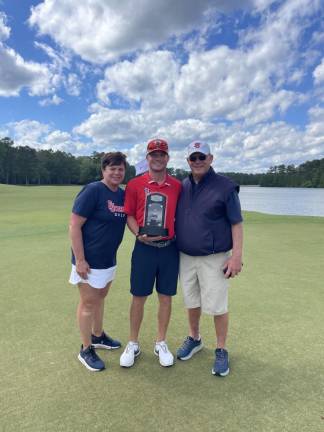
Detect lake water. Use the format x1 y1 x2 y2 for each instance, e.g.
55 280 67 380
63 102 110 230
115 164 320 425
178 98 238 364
239 186 324 217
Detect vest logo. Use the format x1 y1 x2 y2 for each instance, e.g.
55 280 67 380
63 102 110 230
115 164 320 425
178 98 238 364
144 187 150 195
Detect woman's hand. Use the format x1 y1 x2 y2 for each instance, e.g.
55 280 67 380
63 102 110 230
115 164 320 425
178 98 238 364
76 259 90 279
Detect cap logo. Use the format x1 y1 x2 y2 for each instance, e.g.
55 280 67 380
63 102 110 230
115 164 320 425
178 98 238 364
147 139 168 152
194 142 201 148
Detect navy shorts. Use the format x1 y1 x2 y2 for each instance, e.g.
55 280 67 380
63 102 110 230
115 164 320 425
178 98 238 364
130 240 179 297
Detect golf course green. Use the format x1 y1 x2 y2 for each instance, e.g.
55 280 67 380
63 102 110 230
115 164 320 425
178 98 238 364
0 184 323 432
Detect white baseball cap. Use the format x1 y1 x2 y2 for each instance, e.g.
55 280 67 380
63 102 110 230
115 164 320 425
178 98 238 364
187 141 211 157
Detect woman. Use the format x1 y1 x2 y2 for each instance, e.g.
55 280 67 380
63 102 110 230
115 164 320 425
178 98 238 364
69 152 127 371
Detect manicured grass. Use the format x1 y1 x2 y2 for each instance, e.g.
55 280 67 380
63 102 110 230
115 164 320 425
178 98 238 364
0 184 323 431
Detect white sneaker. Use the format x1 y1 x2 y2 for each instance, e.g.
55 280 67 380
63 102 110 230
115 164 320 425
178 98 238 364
154 341 174 367
120 342 140 368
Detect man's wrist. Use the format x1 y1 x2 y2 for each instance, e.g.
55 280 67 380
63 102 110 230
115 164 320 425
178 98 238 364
231 252 242 260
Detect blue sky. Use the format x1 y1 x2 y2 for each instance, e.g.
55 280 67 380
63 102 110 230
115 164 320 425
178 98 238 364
0 0 323 172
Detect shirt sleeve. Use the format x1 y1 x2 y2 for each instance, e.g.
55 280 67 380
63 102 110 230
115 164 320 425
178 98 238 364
225 190 243 225
124 181 137 216
72 184 98 218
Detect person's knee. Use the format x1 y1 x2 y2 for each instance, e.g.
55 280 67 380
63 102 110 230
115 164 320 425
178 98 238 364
132 295 147 306
158 294 172 306
214 311 228 318
97 288 109 299
80 296 99 313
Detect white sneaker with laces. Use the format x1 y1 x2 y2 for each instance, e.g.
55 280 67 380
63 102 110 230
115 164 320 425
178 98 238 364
120 342 140 368
154 341 174 367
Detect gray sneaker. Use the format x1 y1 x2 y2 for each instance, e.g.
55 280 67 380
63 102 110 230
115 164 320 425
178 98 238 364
91 331 121 349
177 336 203 360
212 348 229 376
78 345 105 372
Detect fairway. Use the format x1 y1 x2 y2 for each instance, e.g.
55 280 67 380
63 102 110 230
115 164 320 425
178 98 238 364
0 184 323 432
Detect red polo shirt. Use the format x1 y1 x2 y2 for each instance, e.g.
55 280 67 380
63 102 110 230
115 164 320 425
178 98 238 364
124 172 181 239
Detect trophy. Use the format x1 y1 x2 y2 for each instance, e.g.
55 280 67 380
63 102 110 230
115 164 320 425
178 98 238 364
138 193 168 237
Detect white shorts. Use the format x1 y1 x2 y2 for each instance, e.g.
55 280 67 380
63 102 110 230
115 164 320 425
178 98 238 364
179 252 230 316
69 264 117 289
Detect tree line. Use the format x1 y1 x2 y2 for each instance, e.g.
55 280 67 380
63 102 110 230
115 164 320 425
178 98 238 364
0 137 135 186
1 137 324 187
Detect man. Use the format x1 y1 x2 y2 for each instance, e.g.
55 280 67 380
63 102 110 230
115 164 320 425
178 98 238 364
120 138 181 368
175 141 243 377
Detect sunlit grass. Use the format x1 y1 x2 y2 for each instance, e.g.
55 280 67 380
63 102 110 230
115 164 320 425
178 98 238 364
0 184 323 432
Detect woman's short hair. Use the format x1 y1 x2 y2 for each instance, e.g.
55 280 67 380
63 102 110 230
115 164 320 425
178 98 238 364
101 152 127 170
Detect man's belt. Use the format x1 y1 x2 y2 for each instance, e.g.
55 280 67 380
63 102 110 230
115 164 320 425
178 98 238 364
145 238 175 248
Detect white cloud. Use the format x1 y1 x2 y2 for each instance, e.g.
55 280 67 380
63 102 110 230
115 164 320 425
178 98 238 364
306 106 324 139
35 42 81 96
104 40 297 125
0 44 53 97
0 12 10 41
97 51 180 111
29 0 321 172
313 58 324 84
43 130 75 151
28 0 206 63
4 104 324 173
65 73 81 96
34 41 71 69
237 0 322 94
175 47 254 120
311 30 324 46
72 101 321 172
73 106 151 146
93 0 320 128
207 122 313 173
1 0 323 174
96 39 302 129
229 90 303 125
39 94 63 106
7 120 50 145
29 0 259 64
155 119 219 147
4 119 89 153
0 17 84 99
0 14 61 97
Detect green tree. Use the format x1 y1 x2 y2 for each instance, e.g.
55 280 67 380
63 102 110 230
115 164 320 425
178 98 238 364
0 137 14 184
13 146 38 184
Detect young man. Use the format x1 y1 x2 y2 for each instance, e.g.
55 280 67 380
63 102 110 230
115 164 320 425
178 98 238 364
120 138 181 368
175 141 243 376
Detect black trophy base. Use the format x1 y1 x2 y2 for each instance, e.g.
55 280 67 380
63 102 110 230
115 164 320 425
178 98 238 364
138 226 168 237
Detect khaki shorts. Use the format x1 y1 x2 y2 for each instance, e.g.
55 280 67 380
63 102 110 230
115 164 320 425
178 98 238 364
179 252 230 316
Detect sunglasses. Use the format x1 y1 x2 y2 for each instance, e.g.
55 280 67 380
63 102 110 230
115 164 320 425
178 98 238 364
189 154 207 162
